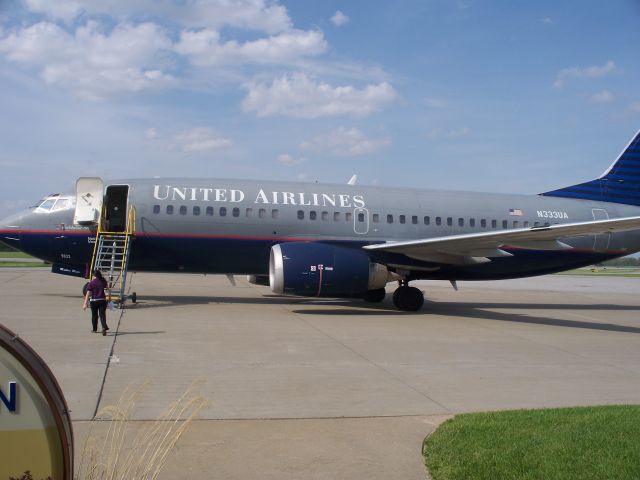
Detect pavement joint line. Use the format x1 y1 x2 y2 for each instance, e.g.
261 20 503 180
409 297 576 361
76 413 445 423
291 309 452 414
1 272 26 283
91 307 124 419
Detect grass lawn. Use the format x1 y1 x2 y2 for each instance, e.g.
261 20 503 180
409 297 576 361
557 268 640 278
423 405 640 480
0 261 48 267
0 251 31 259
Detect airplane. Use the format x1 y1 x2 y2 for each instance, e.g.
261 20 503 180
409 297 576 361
1 129 640 311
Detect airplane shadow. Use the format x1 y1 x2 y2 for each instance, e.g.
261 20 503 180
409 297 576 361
113 331 166 336
129 295 365 309
42 293 640 334
295 301 640 334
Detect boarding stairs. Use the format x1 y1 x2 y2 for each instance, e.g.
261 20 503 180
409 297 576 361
89 206 136 305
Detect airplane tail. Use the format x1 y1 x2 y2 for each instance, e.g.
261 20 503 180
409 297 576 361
541 129 640 206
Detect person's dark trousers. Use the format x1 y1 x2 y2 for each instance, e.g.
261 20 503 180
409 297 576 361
90 300 108 331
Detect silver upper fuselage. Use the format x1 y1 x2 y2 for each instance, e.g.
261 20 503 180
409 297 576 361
2 177 640 279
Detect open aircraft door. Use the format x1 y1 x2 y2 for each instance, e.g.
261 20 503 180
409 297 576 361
74 177 104 225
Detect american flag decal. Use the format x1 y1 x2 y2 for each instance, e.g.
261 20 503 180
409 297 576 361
509 208 523 216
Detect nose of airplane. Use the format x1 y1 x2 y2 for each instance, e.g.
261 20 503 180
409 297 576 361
0 211 22 250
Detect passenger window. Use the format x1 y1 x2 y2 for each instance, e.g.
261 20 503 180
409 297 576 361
206 206 214 216
412 215 418 225
491 220 497 228
153 205 160 214
373 213 379 223
346 212 353 221
310 211 317 220
470 218 475 227
358 212 365 222
193 206 200 216
513 221 519 228
334 212 341 221
447 217 452 226
458 218 464 227
322 211 329 221
534 222 540 227
387 214 393 224
166 205 174 215
502 220 508 229
424 216 430 225
233 207 240 217
246 208 252 217
481 219 486 228
436 217 442 226
524 221 529 227
272 209 279 219
399 215 406 224
259 209 266 219
220 207 227 217
297 210 304 220
179 206 187 215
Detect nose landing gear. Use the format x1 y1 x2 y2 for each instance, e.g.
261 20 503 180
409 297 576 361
392 281 424 311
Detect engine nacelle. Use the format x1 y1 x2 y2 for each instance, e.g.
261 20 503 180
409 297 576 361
247 274 270 286
269 242 392 297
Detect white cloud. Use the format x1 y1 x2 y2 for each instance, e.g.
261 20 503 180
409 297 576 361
0 21 175 100
542 17 553 25
588 90 614 104
423 97 448 109
277 153 306 165
630 102 640 113
241 73 398 118
427 127 471 140
23 0 292 34
173 128 231 153
331 11 349 27
553 60 620 88
296 173 308 181
145 128 158 139
174 28 326 67
300 127 391 157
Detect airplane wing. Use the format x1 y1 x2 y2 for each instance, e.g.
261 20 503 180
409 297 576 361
363 216 640 265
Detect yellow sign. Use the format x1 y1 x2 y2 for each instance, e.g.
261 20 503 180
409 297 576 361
0 324 73 479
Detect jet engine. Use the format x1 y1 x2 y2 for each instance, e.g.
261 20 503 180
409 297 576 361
269 242 393 297
247 274 270 286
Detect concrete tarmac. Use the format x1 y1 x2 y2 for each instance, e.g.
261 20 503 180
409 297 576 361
1 269 640 479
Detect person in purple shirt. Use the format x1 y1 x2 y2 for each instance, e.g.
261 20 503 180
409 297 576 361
82 269 111 335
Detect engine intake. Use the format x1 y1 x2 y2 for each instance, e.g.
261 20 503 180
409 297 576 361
269 242 392 297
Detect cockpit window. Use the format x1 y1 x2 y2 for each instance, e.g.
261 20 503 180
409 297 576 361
52 198 71 211
33 194 74 212
38 198 57 211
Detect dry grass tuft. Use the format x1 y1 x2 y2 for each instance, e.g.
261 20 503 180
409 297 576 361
76 381 208 480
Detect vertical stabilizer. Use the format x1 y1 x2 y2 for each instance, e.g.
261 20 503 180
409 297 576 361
542 130 640 206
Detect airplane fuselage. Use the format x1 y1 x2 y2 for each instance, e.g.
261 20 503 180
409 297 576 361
5 177 640 281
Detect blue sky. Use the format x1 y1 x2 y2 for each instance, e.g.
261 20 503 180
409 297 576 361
0 0 639 218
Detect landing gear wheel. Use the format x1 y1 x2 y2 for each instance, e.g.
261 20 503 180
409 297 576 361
363 288 386 303
393 286 424 311
392 287 404 308
82 282 89 297
131 292 137 304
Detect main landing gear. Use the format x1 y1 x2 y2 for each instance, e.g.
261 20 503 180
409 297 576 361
392 281 424 312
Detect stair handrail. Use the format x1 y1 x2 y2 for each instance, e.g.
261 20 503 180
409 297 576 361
88 204 107 277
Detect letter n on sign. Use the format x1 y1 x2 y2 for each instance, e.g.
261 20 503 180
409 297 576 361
0 381 17 412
